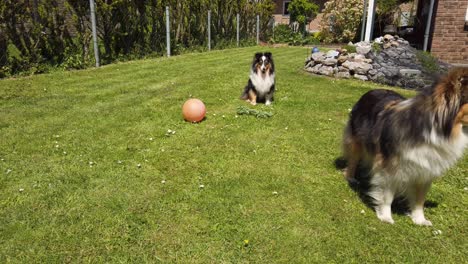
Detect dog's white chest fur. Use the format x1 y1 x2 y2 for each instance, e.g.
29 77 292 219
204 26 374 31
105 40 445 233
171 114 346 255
400 130 468 178
250 71 275 95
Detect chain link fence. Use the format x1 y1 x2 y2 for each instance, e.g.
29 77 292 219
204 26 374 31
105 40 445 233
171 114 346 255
0 0 275 77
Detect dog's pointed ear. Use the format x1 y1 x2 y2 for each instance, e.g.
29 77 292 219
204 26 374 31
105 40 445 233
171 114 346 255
264 52 272 58
254 52 262 59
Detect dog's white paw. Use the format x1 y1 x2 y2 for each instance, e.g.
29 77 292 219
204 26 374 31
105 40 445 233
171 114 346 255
411 217 432 226
376 208 394 224
377 215 395 224
265 101 272 106
410 210 432 226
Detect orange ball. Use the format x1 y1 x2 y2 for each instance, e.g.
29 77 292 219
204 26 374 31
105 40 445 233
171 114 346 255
182 98 206 122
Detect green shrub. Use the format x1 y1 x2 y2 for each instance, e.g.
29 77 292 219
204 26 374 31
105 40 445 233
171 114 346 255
371 42 382 53
303 35 320 45
416 51 440 73
61 47 86 70
320 0 365 43
272 24 295 43
272 24 320 46
289 0 319 32
342 44 356 53
0 67 8 78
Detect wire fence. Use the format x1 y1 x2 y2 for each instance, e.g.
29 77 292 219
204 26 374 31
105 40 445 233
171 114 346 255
0 0 275 77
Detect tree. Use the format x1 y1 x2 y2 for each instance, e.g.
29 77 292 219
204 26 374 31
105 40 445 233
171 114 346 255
288 0 318 33
320 0 364 43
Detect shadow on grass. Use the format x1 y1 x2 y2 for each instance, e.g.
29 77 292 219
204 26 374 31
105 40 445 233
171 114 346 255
334 157 438 215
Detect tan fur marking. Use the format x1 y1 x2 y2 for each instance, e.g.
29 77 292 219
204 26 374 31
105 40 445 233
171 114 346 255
456 103 468 125
248 89 257 105
451 103 468 138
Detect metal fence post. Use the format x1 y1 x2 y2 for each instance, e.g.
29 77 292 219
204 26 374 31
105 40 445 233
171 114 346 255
364 0 375 42
166 6 171 57
236 13 240 47
89 0 100 67
208 10 211 51
360 0 368 42
256 15 259 45
423 0 435 51
272 22 275 40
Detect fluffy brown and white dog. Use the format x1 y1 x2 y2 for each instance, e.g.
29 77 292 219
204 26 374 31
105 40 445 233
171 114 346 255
240 52 275 105
343 67 468 225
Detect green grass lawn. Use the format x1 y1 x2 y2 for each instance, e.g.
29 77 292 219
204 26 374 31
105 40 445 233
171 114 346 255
0 46 467 263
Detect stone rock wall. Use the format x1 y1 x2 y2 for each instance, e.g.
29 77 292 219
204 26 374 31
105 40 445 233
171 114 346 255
304 35 450 89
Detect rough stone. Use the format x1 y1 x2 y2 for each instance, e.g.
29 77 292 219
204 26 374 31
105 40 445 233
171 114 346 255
318 66 335 76
338 66 349 72
351 54 372 64
326 50 340 58
337 55 348 64
382 67 399 77
311 64 322 73
303 35 450 90
369 72 386 81
391 41 400 47
374 37 384 44
353 74 368 81
353 54 366 62
368 69 378 75
356 45 372 55
342 61 372 75
399 69 421 77
311 52 326 63
382 49 399 59
305 60 315 68
335 72 351 79
383 34 394 42
323 58 338 66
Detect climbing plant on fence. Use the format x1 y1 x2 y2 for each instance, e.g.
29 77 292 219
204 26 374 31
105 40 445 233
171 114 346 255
0 0 274 77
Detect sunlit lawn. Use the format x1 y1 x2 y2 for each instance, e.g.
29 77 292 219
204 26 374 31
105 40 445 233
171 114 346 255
0 46 466 263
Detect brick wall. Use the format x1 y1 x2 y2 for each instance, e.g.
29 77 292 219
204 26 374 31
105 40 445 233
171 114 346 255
431 0 468 65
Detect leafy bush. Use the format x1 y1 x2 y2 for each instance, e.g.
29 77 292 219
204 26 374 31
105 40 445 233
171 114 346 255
61 47 86 70
371 42 382 53
320 0 364 43
0 66 8 78
304 35 321 45
271 24 320 46
342 44 356 53
272 24 295 43
376 0 400 25
416 51 440 73
289 0 319 32
0 1 275 77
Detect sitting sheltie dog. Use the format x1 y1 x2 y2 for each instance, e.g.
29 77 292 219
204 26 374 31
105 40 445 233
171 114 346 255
240 52 275 105
343 67 468 225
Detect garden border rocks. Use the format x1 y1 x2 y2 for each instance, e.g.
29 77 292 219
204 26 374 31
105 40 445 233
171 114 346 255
304 35 450 89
